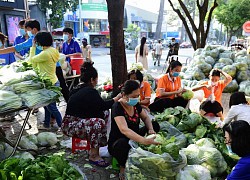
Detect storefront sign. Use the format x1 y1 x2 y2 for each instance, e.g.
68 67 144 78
243 21 250 33
81 3 107 12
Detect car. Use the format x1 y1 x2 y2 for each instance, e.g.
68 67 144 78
180 42 192 48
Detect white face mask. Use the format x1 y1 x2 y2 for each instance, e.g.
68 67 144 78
63 34 69 41
27 31 33 37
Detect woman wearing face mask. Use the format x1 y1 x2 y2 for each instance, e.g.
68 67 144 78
223 121 250 180
28 32 62 130
149 60 188 113
192 69 232 120
62 62 122 167
108 80 160 180
0 33 16 65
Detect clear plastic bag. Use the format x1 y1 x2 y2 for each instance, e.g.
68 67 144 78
126 141 187 180
176 165 211 180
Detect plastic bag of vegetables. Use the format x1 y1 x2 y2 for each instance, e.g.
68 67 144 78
181 144 227 177
222 65 237 78
238 80 250 92
223 80 238 93
19 136 38 150
37 132 58 146
176 165 211 180
126 140 187 180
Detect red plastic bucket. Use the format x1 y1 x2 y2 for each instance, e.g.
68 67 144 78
70 55 84 75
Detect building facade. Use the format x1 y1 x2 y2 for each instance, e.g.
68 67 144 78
63 1 158 47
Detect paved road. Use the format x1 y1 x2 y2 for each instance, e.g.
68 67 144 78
91 47 194 83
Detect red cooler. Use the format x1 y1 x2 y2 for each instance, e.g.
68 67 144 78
70 54 84 75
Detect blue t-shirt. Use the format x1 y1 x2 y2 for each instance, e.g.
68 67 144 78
62 39 82 62
13 36 29 56
0 53 16 65
14 36 42 55
227 155 250 180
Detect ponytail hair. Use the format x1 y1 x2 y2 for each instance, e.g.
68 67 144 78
140 37 147 56
80 61 97 84
166 60 182 73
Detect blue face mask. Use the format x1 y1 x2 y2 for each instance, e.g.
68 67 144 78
172 72 180 77
127 98 139 106
36 44 43 51
0 41 2 48
27 31 33 37
226 145 234 154
19 28 26 36
63 34 69 41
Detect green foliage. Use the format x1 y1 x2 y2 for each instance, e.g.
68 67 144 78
37 0 78 28
214 0 250 37
126 24 141 40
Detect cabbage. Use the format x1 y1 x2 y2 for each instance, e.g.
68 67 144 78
193 48 204 56
182 90 194 100
203 49 219 59
204 56 215 66
235 49 247 57
245 85 250 96
4 144 13 158
182 144 202 164
37 132 58 146
0 143 5 160
195 125 207 139
176 165 211 180
213 63 225 70
223 80 238 93
222 65 237 78
218 58 233 65
238 81 250 92
192 68 205 81
234 62 248 71
219 52 235 60
195 138 215 148
20 152 35 160
193 56 206 66
236 70 250 83
198 63 212 74
189 112 203 124
26 134 38 145
19 136 38 150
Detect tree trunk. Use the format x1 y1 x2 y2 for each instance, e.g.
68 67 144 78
227 31 233 47
168 0 218 50
106 0 127 96
155 0 165 40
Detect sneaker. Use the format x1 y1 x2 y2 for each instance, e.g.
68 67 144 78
37 124 50 130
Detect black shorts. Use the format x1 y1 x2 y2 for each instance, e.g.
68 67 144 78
200 100 223 116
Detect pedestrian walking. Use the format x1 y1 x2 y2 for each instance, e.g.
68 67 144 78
154 39 162 66
135 37 149 70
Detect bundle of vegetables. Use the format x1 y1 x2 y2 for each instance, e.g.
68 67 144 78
126 141 187 180
129 62 144 71
181 139 227 177
176 165 212 180
0 90 22 112
182 46 250 93
0 154 84 180
8 80 44 94
20 89 59 108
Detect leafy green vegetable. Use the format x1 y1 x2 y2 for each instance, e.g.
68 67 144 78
195 125 207 139
182 90 194 100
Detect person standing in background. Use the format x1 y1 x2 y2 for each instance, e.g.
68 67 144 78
0 33 15 65
62 28 82 63
135 37 149 70
154 39 162 66
13 20 29 60
81 38 92 63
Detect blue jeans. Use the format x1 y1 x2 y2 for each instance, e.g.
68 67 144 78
44 81 62 127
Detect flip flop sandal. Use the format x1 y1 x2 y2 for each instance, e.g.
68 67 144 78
89 159 110 167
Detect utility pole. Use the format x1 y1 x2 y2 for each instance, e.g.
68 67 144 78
24 0 30 18
79 0 82 32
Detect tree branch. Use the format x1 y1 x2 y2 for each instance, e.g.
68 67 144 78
177 0 198 32
168 0 196 49
197 0 201 10
204 0 218 40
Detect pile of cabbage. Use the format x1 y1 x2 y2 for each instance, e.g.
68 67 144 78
0 132 58 160
181 45 250 94
0 62 62 113
145 106 240 179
